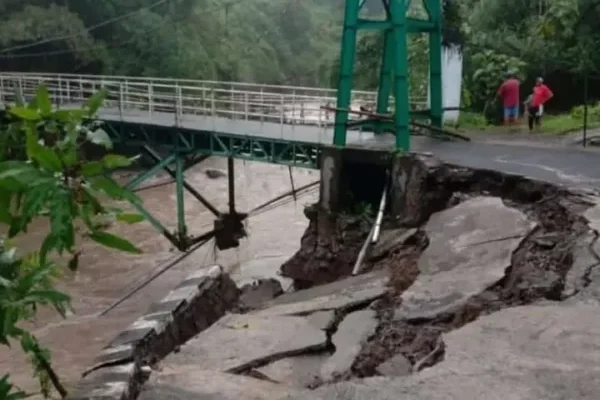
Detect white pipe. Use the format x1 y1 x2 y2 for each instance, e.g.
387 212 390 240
352 224 375 276
352 184 387 276
372 184 388 243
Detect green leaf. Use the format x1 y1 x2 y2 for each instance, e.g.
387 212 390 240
86 89 107 116
9 107 40 121
116 213 145 224
101 155 132 169
81 162 104 177
87 128 113 150
28 145 62 173
0 163 52 191
36 85 52 115
52 109 87 122
48 188 75 252
91 176 141 204
88 231 142 254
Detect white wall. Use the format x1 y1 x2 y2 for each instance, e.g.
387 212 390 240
428 45 463 123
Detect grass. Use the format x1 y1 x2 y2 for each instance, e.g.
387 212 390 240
446 110 600 136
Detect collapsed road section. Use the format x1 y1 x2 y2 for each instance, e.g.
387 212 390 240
69 153 600 400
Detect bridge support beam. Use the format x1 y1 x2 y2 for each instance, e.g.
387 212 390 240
333 0 443 151
214 157 247 250
320 146 391 213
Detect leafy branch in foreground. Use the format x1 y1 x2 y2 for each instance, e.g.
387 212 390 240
0 84 145 399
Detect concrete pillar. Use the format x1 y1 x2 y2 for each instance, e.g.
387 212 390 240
389 153 440 225
319 146 344 213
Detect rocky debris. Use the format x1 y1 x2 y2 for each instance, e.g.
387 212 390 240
255 270 388 317
284 304 600 400
161 313 329 374
204 168 227 179
320 309 378 381
395 196 536 321
280 205 372 288
375 354 412 377
370 228 418 260
256 355 329 388
139 366 299 400
69 265 239 400
562 231 600 298
237 278 284 311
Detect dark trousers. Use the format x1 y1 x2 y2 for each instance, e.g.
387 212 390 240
528 106 541 131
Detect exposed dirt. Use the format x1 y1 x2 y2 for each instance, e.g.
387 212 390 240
280 205 373 289
281 156 594 381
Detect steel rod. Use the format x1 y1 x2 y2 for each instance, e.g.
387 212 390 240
228 157 235 215
175 152 187 237
143 145 221 217
372 183 388 243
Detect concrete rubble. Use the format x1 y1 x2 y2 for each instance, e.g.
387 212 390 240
137 271 390 399
395 196 536 321
72 158 600 400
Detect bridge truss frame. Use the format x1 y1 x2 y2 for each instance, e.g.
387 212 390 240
333 0 443 151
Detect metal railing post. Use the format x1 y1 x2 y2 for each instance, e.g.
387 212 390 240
260 88 264 122
0 77 4 105
211 89 216 118
244 92 248 121
119 83 124 121
292 90 296 125
79 77 83 101
175 84 182 127
230 84 234 118
280 94 284 126
148 83 153 117
58 76 63 105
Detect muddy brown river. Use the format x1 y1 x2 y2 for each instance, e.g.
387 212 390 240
0 158 318 396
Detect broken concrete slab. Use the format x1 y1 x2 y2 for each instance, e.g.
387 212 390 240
395 197 535 321
284 304 600 400
370 228 418 259
257 354 329 388
255 270 388 317
238 278 284 310
139 365 299 400
161 313 328 374
584 202 600 232
376 354 412 377
320 309 378 381
562 231 599 298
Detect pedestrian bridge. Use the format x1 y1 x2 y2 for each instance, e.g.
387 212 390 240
0 72 430 169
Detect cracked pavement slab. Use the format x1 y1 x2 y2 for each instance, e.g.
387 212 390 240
395 197 536 321
284 304 600 400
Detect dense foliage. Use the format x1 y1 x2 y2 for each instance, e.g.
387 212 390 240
0 86 144 399
3 0 599 112
0 0 342 86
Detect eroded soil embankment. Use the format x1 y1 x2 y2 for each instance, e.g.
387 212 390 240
280 158 595 380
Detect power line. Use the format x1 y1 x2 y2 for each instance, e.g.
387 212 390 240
0 0 172 54
0 0 242 59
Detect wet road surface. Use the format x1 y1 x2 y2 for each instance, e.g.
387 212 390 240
0 157 318 396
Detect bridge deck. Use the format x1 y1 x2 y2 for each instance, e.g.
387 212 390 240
1 73 599 190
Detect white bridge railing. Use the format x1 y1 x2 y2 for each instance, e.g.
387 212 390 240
0 72 427 129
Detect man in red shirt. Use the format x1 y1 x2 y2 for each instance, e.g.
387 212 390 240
497 72 520 126
527 77 554 132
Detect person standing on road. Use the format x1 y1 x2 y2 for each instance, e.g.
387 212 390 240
527 77 554 132
497 72 521 126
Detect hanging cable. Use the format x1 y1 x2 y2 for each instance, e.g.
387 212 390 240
0 0 173 54
0 0 245 59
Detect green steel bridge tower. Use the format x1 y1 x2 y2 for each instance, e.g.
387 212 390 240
333 0 443 151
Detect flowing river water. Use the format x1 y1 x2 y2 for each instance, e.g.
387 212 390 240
0 157 318 397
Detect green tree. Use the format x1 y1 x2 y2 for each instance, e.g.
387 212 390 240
0 85 144 399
